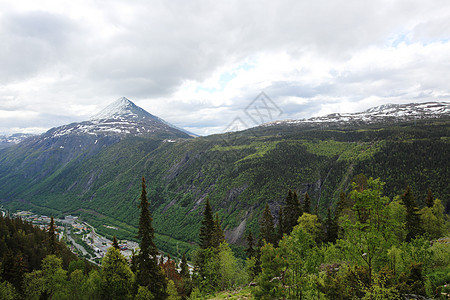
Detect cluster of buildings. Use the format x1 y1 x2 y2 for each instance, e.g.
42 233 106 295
9 210 139 260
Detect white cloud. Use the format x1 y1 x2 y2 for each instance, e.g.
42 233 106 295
0 0 449 135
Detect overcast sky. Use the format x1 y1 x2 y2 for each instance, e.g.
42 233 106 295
0 0 449 136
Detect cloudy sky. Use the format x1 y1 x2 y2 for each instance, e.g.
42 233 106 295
1 0 449 136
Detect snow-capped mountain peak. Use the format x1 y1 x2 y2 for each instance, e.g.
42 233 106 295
45 97 191 139
90 97 151 121
264 101 450 128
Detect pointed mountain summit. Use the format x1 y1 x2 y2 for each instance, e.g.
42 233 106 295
47 97 191 139
91 97 158 122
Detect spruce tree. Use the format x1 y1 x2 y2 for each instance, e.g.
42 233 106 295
282 190 302 235
260 203 275 244
401 186 423 242
212 213 225 248
245 231 255 258
199 198 215 249
277 209 284 242
136 177 166 299
48 216 57 255
425 189 434 208
325 207 338 243
180 253 189 279
303 192 311 214
112 235 120 250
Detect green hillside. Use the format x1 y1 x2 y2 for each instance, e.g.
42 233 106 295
0 119 449 257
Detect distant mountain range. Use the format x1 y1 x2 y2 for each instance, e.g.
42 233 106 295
0 133 35 149
265 101 450 128
0 98 448 257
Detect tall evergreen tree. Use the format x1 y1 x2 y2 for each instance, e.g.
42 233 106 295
282 190 302 235
112 235 120 250
212 213 225 248
276 209 284 242
425 189 434 208
325 207 338 243
303 192 311 214
48 216 57 255
245 231 255 258
180 253 189 279
401 186 423 242
199 198 215 249
136 177 167 299
260 203 275 244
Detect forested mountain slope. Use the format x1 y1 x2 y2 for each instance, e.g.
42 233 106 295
0 101 448 257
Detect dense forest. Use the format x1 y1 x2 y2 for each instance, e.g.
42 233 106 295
1 174 449 299
1 120 448 260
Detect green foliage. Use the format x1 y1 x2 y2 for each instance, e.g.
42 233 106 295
420 199 446 239
136 177 167 299
401 186 423 242
253 243 285 299
0 281 18 300
259 203 275 244
338 178 397 279
199 198 215 249
2 121 449 262
101 247 134 299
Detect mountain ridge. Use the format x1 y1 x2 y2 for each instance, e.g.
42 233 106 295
264 101 450 128
0 99 448 257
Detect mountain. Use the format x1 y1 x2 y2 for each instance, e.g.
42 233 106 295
265 101 450 128
0 97 191 199
0 133 35 149
49 97 192 138
0 100 448 258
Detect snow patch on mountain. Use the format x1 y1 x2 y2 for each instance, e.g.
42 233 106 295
44 97 191 139
265 102 450 127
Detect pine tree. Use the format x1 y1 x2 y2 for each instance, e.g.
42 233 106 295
180 253 189 279
245 231 255 258
276 209 284 242
212 213 225 248
136 177 167 299
199 198 215 249
112 235 120 250
48 216 57 255
260 203 275 244
303 192 311 214
282 190 302 235
425 189 434 208
401 186 423 242
325 207 338 243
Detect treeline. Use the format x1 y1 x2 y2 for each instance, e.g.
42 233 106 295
0 214 91 298
246 175 450 299
1 174 449 299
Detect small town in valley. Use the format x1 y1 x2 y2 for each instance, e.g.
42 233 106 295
4 208 139 264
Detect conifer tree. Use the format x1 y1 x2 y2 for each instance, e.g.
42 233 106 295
212 213 225 248
325 207 338 243
180 253 189 279
425 189 434 208
199 198 215 249
276 209 284 242
112 235 120 250
245 231 255 258
282 190 302 235
303 192 311 214
48 216 57 255
136 177 167 299
260 203 275 244
401 186 423 242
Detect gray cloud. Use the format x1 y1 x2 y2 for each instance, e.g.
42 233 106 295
0 0 449 135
